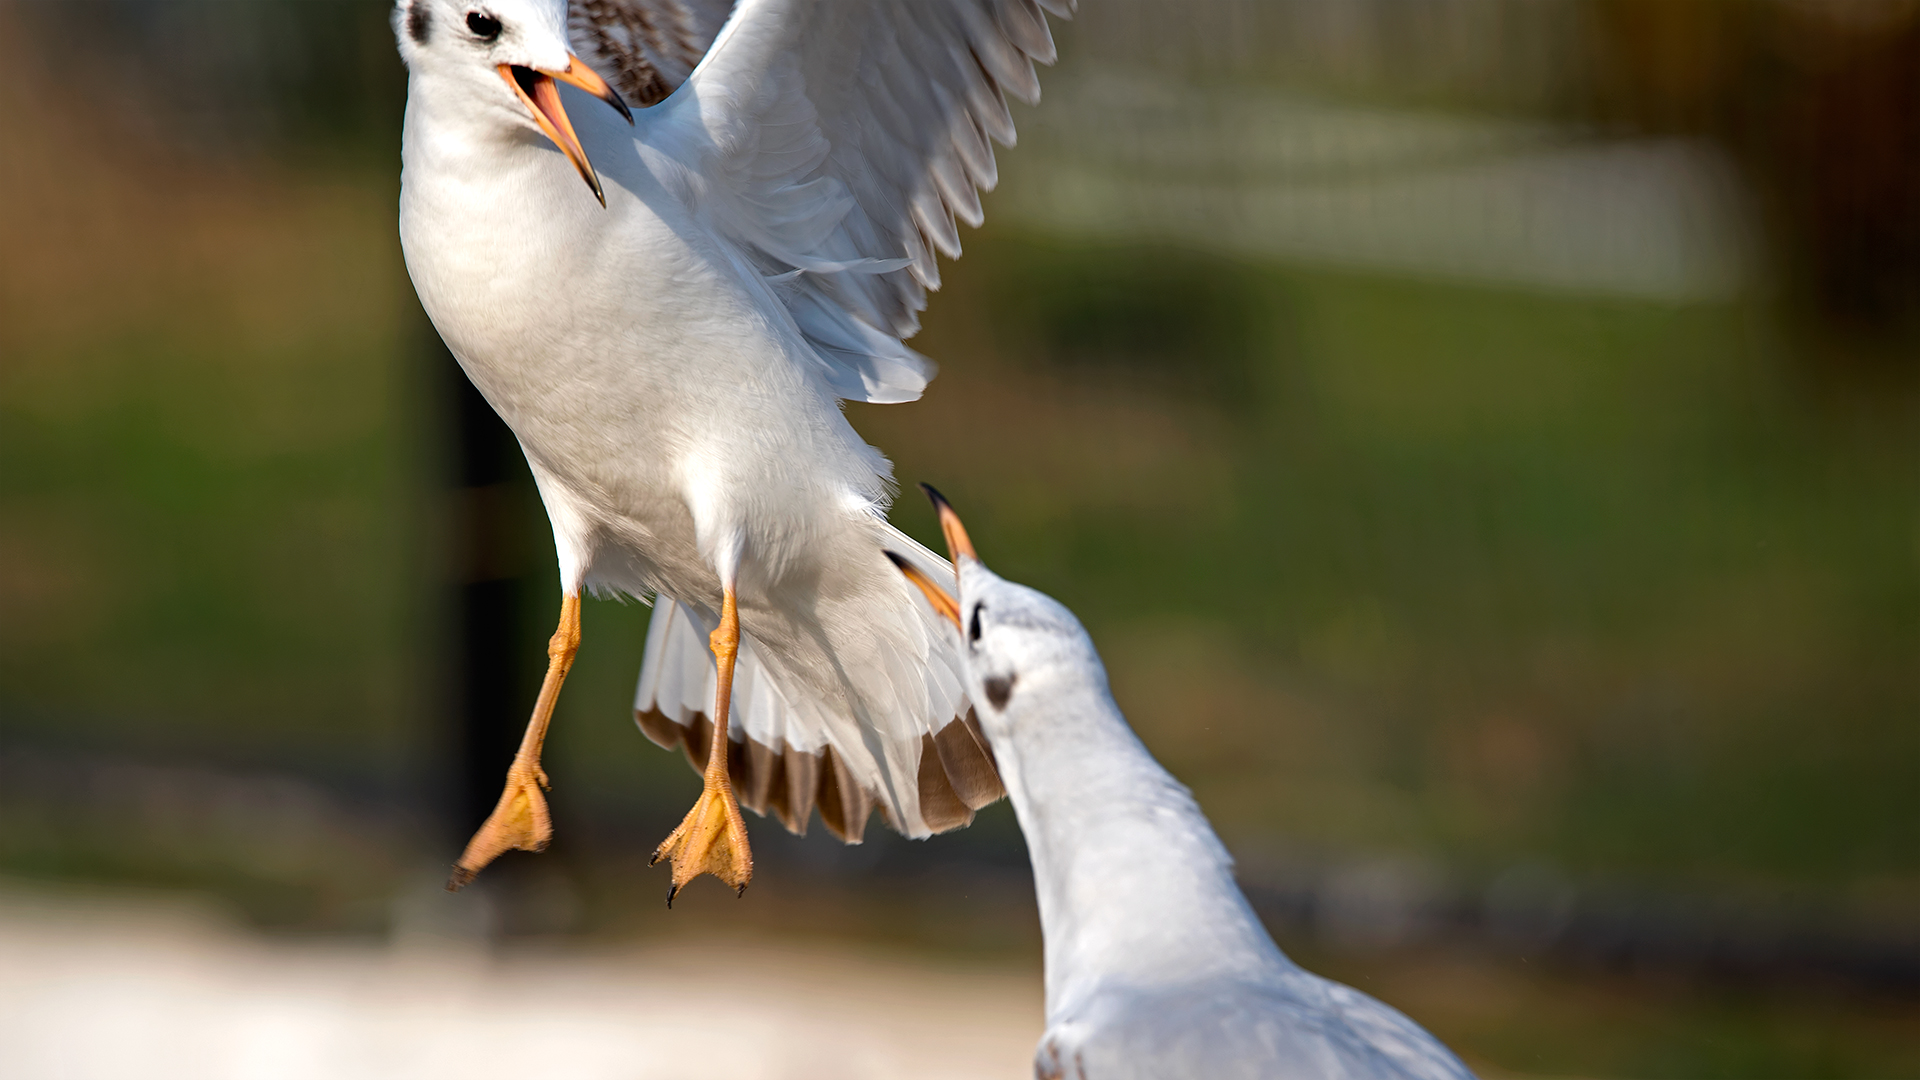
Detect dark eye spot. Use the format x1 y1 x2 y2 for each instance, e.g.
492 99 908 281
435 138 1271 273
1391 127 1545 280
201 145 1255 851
984 674 1016 710
969 603 983 643
465 11 501 40
406 3 432 45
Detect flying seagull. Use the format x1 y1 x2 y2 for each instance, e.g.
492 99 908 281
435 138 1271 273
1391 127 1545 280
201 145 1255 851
395 0 1069 897
891 492 1479 1080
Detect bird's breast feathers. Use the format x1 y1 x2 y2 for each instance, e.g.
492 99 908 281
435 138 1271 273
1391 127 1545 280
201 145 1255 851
400 92 895 575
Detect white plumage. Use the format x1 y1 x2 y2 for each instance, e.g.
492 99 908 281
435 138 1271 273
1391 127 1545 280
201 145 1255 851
394 0 1066 888
894 520 1478 1080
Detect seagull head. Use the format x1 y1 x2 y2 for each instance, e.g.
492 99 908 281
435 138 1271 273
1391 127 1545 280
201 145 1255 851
888 486 1106 737
394 0 631 206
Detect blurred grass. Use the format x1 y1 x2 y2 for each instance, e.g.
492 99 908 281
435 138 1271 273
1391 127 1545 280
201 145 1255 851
1299 941 1920 1080
0 171 421 778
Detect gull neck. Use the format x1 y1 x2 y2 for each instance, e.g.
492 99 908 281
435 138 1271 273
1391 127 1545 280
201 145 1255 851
989 665 1293 1024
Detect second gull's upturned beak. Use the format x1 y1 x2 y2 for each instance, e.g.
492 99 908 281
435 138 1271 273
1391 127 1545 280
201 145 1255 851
918 483 977 574
498 56 631 208
888 483 984 631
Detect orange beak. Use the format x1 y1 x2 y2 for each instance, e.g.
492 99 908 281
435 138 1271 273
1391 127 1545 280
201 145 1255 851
497 57 631 208
886 552 961 631
918 483 977 573
885 484 981 632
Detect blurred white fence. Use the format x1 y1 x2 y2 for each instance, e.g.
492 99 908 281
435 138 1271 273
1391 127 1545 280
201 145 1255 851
1003 69 1756 301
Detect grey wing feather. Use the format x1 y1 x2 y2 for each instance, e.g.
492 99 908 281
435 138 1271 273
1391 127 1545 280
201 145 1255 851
1315 979 1478 1080
1046 976 1476 1080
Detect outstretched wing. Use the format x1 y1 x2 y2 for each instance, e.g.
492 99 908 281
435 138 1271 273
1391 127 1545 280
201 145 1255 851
600 0 1072 403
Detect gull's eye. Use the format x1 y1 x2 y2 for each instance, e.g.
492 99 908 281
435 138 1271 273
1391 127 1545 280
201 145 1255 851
969 603 984 644
465 11 502 40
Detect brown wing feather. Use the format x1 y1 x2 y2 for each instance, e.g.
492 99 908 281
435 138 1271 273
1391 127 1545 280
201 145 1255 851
637 705 996 841
814 744 873 843
916 733 974 833
933 709 1005 809
569 0 736 108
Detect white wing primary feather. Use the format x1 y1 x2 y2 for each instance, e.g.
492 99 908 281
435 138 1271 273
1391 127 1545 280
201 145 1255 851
639 0 1074 402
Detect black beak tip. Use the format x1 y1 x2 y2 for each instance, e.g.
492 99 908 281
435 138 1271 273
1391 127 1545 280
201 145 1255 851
918 482 953 512
609 87 634 125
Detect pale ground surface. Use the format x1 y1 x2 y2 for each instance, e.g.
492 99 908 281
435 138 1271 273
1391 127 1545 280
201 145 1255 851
0 879 1045 1080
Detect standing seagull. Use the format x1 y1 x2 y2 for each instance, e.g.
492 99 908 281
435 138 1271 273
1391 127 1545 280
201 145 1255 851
892 494 1479 1080
396 0 1067 896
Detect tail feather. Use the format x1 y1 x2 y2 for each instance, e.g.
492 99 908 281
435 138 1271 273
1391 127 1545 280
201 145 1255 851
933 713 1003 808
633 527 1001 842
816 744 876 842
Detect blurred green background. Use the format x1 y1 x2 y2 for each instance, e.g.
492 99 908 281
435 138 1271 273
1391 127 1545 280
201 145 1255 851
0 2 1916 1077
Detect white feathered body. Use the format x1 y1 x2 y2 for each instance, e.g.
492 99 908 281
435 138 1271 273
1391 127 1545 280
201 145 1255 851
398 13 978 835
402 70 892 593
958 563 1477 1079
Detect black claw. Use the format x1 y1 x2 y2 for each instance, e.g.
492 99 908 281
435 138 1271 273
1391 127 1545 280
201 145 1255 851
666 884 678 909
736 885 747 898
446 864 476 892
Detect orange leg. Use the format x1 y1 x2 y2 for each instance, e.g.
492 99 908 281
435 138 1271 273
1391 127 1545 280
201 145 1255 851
447 594 581 890
650 586 753 904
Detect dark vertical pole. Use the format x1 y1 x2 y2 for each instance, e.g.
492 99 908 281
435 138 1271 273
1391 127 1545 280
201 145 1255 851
437 334 533 850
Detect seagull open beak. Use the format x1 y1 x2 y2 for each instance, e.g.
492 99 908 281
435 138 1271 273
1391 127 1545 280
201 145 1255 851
885 484 981 632
497 57 632 208
887 551 961 631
